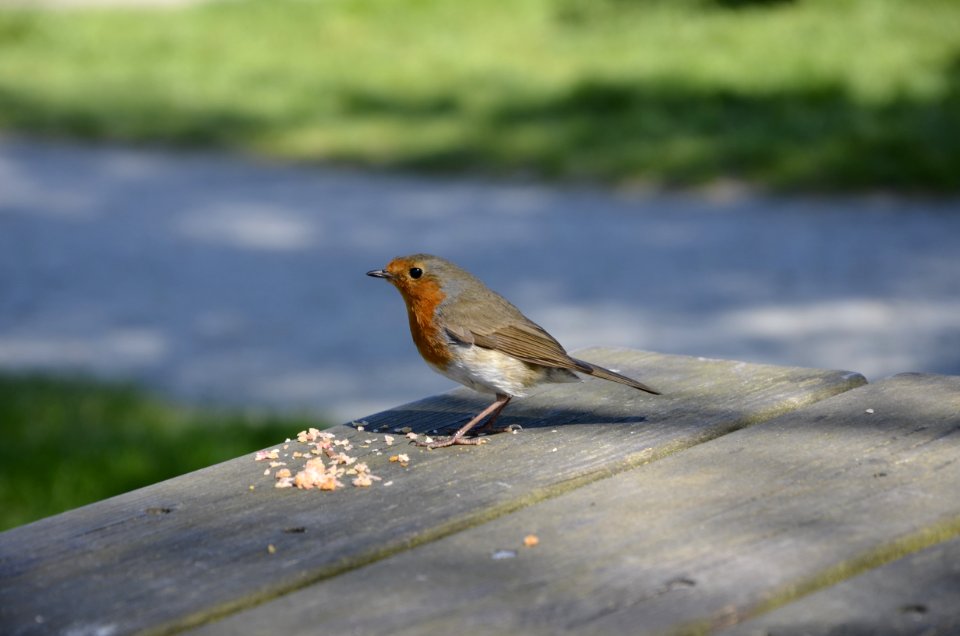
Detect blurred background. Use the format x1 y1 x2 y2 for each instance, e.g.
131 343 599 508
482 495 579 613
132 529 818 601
1 0 958 528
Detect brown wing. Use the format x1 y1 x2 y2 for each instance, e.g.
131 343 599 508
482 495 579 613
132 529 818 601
482 324 592 370
438 277 589 371
441 291 660 395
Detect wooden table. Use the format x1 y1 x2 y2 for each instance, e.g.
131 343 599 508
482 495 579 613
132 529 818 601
2 349 959 635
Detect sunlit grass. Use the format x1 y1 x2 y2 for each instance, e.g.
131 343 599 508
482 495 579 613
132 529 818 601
0 0 957 190
0 374 323 531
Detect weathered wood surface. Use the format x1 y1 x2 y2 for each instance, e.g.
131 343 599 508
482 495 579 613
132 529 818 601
726 534 960 636
184 373 960 636
0 349 863 636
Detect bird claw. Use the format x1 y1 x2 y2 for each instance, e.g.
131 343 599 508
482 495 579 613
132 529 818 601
411 435 488 449
410 423 521 448
477 422 522 435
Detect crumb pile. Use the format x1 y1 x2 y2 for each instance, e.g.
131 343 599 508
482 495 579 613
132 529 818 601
253 424 408 491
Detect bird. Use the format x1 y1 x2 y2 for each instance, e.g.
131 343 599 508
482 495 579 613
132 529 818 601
367 254 660 448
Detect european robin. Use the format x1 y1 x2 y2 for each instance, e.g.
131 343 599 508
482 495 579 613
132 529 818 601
367 254 660 448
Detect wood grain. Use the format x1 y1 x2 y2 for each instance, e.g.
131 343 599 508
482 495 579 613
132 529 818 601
184 373 960 636
726 534 960 635
0 350 864 636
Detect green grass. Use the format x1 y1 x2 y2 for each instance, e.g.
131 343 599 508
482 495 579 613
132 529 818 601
0 0 959 191
0 373 322 531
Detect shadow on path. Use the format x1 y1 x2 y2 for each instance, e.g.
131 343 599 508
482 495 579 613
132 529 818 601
1 139 958 420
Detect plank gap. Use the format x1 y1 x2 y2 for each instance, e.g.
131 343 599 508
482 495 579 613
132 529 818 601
155 388 839 635
699 512 960 634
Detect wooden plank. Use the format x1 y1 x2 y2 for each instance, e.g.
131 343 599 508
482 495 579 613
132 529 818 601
184 373 960 636
0 350 863 636
725 535 960 635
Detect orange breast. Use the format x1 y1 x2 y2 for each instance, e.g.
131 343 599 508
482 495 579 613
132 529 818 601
399 278 453 369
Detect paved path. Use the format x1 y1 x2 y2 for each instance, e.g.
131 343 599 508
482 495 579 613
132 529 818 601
1 139 958 421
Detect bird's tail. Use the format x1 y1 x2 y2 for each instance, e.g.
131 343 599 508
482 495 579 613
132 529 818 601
571 357 661 395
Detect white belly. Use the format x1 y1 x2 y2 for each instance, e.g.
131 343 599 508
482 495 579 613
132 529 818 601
430 343 579 397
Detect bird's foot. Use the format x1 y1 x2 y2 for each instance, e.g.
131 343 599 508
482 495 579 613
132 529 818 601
477 422 523 435
413 394 513 449
412 435 488 449
477 421 523 434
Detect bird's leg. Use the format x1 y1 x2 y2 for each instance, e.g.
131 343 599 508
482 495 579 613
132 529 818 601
416 394 512 449
475 393 517 434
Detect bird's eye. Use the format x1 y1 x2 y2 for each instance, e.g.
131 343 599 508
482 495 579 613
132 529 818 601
409 267 423 279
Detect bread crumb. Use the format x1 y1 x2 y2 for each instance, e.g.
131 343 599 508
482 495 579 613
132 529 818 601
258 425 408 494
294 457 344 491
348 462 382 487
332 452 356 466
297 428 323 443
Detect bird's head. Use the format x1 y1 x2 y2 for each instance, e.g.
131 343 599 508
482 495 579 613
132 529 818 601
367 253 473 308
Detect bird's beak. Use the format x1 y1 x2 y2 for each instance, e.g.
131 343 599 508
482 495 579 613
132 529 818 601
366 269 393 279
